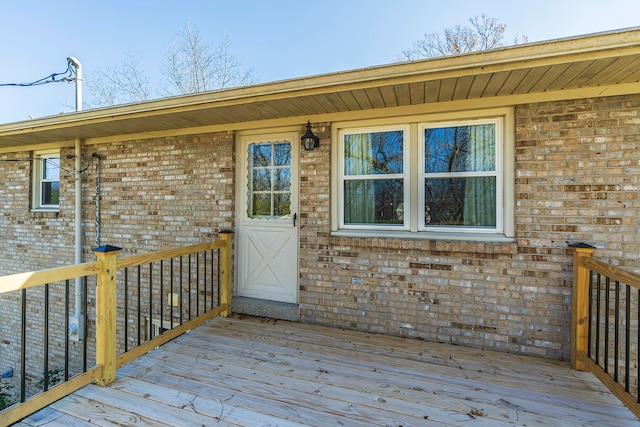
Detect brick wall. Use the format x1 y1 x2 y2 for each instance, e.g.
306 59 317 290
1 131 236 273
84 132 235 255
516 96 640 267
299 95 640 360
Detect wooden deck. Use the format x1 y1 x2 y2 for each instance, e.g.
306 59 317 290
16 316 639 426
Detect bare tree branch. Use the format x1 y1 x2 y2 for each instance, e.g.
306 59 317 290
86 21 259 107
87 53 152 107
162 23 258 95
397 14 527 61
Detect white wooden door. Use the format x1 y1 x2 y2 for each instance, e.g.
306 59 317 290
237 132 299 303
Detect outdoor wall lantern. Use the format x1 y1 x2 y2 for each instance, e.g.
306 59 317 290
301 121 320 151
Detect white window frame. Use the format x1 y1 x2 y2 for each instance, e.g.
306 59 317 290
338 124 410 231
332 108 514 242
32 149 60 211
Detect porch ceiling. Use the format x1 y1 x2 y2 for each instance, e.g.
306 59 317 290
1 27 640 149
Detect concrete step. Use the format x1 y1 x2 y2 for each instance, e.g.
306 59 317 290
231 297 300 321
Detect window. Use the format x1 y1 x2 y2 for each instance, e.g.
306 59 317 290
420 118 502 232
32 149 60 210
340 126 409 229
335 110 514 241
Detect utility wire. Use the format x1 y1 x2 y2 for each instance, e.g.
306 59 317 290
0 62 76 87
0 156 95 175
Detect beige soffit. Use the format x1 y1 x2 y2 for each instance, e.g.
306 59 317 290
0 26 639 148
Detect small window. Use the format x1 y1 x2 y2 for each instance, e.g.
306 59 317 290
32 149 60 210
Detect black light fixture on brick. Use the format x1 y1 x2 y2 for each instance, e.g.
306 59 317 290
301 121 320 151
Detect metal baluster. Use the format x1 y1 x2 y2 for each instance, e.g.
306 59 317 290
605 277 610 373
20 288 26 402
137 265 142 346
596 273 601 366
614 280 620 382
149 262 153 339
160 260 164 335
188 254 192 320
82 276 88 373
588 270 593 359
179 256 184 326
124 268 129 352
625 284 631 392
203 251 207 311
64 280 70 381
43 283 49 391
196 252 200 316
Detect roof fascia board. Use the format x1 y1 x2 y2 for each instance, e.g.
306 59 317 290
0 81 634 152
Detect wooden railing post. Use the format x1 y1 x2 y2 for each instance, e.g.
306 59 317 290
219 231 234 318
570 243 596 371
93 244 121 386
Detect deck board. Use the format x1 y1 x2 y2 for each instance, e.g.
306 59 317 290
18 316 640 426
171 330 610 423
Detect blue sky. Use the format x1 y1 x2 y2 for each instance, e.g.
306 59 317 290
0 0 638 124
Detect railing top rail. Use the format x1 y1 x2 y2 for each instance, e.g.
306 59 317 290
0 261 101 294
583 257 640 290
116 240 226 270
0 239 229 295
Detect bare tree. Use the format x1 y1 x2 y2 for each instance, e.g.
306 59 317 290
87 53 152 107
162 23 258 95
86 22 258 108
398 14 527 61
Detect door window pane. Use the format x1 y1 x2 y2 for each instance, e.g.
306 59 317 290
252 169 270 191
274 144 291 166
251 144 271 167
247 142 292 218
252 193 271 217
274 193 291 217
274 167 291 191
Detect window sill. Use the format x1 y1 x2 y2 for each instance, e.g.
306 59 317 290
330 230 517 255
31 208 60 215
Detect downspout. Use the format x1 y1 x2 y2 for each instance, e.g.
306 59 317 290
68 57 85 340
74 137 82 316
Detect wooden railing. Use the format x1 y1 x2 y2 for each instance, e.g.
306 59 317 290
571 243 640 419
0 232 233 426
